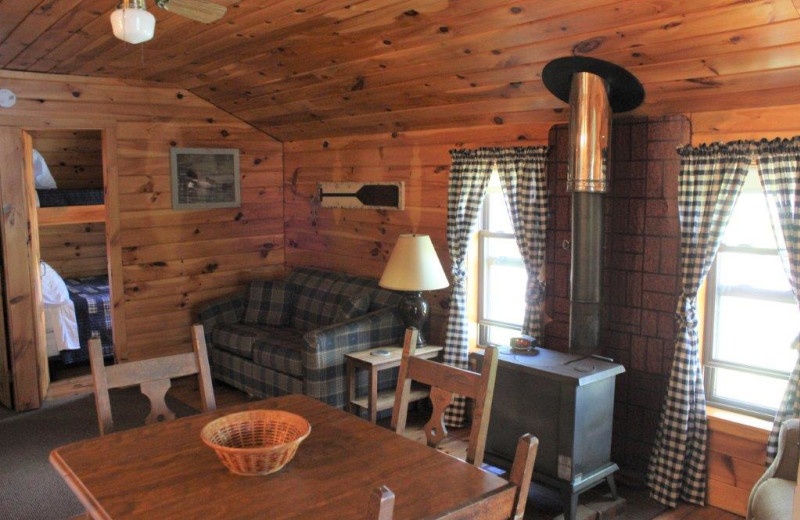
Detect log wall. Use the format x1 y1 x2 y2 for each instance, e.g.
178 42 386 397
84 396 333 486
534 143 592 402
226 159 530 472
29 129 103 189
284 123 551 344
0 70 283 368
39 221 107 278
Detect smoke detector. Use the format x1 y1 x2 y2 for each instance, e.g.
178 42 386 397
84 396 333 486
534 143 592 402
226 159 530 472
0 89 17 108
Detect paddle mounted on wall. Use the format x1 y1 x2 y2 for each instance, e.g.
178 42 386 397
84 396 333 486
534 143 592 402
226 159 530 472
317 182 405 210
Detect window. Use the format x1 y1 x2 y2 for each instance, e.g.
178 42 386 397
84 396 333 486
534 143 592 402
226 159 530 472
703 166 799 418
476 172 527 347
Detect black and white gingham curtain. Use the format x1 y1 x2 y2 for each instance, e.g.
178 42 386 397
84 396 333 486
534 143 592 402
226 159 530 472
444 146 549 426
495 147 550 339
444 149 493 427
646 142 750 508
755 138 800 463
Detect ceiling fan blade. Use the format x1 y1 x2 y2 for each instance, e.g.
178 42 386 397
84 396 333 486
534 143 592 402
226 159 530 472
156 0 227 23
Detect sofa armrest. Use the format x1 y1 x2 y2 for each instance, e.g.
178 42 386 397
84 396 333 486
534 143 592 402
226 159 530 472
747 418 799 520
773 418 800 481
196 292 246 343
301 307 404 408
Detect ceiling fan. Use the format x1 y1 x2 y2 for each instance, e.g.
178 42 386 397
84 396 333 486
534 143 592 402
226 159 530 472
111 0 227 44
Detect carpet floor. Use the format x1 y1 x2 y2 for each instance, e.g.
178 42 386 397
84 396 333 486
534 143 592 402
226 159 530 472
0 389 197 520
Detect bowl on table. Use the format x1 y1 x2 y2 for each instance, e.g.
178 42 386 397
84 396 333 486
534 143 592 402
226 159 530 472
509 335 535 351
201 410 311 476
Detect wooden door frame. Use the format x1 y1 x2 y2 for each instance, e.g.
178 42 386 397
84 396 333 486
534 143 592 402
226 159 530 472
0 123 123 410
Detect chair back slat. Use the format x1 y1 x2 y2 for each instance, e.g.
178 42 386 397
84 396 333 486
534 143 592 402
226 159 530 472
103 353 199 389
405 356 482 399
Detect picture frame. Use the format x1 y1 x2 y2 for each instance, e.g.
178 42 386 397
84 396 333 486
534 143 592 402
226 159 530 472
170 147 240 210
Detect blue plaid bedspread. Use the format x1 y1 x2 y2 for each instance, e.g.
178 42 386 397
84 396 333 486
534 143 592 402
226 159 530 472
65 275 113 349
37 188 104 207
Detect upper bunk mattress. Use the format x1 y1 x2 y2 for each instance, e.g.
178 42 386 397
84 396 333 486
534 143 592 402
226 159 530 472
37 188 104 207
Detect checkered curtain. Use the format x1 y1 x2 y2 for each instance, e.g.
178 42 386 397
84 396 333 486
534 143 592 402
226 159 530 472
754 138 800 463
647 142 750 508
495 147 550 339
444 149 492 427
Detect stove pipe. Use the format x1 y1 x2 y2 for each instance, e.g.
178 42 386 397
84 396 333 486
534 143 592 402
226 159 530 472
567 72 610 354
542 57 644 354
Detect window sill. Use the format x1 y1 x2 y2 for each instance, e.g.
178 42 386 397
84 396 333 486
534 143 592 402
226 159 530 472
707 406 771 443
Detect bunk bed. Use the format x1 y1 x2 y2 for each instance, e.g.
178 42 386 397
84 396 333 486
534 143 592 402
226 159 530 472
37 188 105 225
35 146 112 365
34 147 105 225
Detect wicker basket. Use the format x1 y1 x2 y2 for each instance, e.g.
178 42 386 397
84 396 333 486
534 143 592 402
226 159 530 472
201 410 311 476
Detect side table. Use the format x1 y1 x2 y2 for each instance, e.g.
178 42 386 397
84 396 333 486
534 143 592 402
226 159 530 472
345 345 443 423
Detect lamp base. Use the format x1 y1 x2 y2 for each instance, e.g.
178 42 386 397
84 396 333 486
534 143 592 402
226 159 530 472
398 291 429 345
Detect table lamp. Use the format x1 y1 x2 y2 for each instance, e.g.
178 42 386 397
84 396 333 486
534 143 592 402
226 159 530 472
379 234 449 345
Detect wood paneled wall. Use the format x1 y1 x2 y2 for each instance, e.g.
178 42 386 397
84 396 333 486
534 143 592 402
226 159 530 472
0 70 283 366
690 102 800 144
29 129 103 189
707 411 771 516
39 222 107 278
284 123 550 344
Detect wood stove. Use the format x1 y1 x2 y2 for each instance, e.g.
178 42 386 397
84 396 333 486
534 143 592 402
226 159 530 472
472 348 624 520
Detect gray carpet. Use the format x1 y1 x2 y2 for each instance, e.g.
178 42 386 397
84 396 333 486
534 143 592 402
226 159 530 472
0 389 197 520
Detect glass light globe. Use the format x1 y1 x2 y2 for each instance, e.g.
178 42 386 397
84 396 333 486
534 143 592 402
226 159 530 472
110 7 155 44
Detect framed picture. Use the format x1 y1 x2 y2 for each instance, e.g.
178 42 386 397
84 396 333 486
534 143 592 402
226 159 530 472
170 147 240 210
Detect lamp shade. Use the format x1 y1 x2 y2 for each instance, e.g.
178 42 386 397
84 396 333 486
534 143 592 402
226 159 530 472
110 2 155 44
379 234 449 292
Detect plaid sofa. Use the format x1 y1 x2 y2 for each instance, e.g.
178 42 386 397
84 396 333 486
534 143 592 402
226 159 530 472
197 267 405 409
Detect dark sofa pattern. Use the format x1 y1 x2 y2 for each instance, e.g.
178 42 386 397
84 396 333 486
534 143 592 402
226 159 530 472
197 267 405 408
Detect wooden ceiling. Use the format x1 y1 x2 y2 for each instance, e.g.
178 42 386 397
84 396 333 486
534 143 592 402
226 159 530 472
2 0 800 141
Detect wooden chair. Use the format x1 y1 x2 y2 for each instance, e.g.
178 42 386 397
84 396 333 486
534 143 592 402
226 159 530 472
390 327 499 467
367 435 538 520
365 485 395 520
88 323 216 435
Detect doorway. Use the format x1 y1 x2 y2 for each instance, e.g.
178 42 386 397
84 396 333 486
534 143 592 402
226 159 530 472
30 130 115 387
0 125 123 411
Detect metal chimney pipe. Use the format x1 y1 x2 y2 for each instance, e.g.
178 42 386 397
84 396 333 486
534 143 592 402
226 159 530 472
542 57 644 354
567 72 611 354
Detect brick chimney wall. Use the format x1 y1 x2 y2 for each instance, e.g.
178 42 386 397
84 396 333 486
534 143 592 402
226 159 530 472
544 115 690 481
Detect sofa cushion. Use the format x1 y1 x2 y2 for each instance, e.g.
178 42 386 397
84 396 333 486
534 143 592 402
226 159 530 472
252 328 305 377
211 323 280 360
334 291 371 322
289 270 343 331
211 348 304 399
242 280 293 327
287 268 401 328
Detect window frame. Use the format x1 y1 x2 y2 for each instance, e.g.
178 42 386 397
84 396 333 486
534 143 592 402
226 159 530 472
476 174 526 346
701 168 794 420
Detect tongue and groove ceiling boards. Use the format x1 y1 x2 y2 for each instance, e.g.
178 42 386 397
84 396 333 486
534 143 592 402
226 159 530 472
2 0 800 141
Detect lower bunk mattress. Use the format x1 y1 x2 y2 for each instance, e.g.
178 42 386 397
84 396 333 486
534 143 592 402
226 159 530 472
59 275 114 365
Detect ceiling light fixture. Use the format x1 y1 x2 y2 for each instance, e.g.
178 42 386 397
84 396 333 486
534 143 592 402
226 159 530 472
110 0 156 44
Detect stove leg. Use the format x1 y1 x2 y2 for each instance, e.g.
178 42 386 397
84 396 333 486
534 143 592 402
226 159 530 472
562 490 579 520
606 474 619 499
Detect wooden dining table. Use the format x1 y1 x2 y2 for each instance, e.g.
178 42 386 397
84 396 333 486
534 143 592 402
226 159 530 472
50 394 517 519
